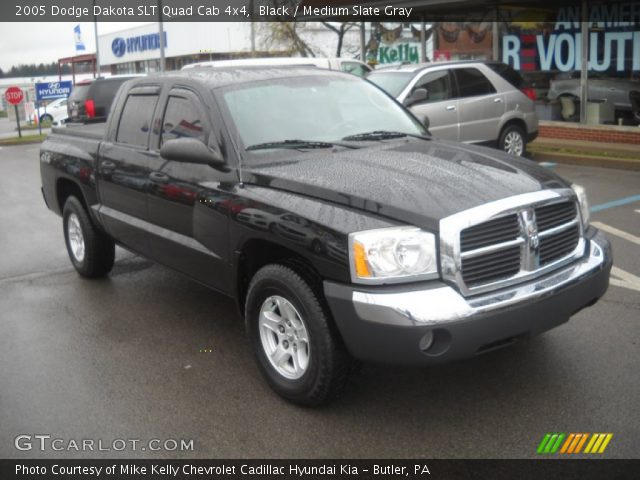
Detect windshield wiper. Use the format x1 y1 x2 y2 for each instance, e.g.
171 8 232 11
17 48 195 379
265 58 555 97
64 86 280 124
341 131 431 142
246 139 359 151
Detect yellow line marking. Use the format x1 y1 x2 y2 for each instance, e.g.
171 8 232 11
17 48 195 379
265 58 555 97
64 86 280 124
584 433 598 453
598 434 613 453
591 434 605 453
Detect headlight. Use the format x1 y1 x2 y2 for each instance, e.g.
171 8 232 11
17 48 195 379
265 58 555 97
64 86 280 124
349 227 438 284
571 184 590 226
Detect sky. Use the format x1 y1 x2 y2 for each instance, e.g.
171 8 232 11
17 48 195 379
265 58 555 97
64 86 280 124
0 22 150 71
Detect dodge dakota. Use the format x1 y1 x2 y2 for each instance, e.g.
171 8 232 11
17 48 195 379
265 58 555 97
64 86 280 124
40 67 612 405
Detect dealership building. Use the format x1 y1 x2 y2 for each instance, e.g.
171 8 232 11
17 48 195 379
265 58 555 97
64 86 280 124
96 22 367 74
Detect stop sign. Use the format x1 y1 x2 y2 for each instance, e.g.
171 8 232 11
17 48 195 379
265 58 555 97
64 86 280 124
5 86 24 105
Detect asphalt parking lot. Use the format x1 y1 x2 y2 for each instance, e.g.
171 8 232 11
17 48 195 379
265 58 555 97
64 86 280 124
0 144 638 459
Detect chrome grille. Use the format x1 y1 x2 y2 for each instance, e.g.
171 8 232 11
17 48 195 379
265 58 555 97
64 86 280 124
461 245 521 286
540 224 580 265
460 214 520 250
440 190 585 296
535 202 577 230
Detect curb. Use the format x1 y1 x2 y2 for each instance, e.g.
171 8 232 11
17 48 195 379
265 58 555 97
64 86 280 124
0 138 46 146
529 151 640 171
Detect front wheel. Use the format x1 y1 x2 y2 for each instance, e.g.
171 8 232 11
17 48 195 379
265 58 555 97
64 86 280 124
39 114 53 124
245 264 352 406
63 196 115 278
499 124 526 157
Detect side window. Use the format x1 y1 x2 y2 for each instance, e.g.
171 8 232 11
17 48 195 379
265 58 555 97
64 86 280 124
116 94 158 147
160 96 207 146
453 68 497 98
412 70 452 103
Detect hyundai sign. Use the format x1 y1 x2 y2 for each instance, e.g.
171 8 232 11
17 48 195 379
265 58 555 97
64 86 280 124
35 81 73 101
112 32 168 58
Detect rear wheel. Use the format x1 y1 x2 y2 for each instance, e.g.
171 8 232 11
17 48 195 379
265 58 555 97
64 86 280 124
39 114 53 124
63 196 115 278
499 124 526 157
245 264 352 406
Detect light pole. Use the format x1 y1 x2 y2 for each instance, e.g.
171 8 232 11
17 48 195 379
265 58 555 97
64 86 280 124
93 0 100 77
158 0 166 72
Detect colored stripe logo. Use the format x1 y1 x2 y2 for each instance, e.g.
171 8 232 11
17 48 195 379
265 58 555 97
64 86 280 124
537 433 613 454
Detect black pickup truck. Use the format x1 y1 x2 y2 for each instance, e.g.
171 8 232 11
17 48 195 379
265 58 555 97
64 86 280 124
40 68 612 405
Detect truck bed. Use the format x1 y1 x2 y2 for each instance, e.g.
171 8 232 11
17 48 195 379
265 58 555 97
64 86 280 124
53 122 105 140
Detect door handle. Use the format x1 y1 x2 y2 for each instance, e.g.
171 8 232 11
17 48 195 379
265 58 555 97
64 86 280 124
494 98 503 103
101 161 116 169
149 172 170 184
446 105 456 111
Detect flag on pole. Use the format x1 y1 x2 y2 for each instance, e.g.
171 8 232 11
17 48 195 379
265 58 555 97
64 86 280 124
74 25 86 52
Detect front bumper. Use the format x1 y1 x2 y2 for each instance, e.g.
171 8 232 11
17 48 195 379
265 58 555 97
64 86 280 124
324 229 611 365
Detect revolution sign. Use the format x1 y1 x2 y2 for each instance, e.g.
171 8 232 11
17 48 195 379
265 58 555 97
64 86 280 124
35 81 72 101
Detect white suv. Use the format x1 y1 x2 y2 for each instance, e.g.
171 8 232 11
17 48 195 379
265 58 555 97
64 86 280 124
368 61 539 156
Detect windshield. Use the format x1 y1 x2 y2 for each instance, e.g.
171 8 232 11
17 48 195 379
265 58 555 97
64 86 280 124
366 71 415 98
220 75 424 150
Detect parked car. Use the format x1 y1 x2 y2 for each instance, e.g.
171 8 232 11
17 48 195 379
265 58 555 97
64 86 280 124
40 68 611 406
548 75 640 113
67 75 142 123
367 61 539 156
35 97 69 125
182 56 372 77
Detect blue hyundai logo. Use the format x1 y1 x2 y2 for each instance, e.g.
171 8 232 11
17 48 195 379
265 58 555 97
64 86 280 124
112 37 126 57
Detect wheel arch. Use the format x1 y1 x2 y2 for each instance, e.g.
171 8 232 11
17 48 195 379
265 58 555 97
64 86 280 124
235 238 324 318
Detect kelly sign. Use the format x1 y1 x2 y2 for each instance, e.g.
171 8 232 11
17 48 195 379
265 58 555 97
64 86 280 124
5 86 24 105
36 81 72 101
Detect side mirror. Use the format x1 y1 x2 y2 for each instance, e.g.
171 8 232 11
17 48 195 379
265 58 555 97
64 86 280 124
160 137 224 167
404 88 428 107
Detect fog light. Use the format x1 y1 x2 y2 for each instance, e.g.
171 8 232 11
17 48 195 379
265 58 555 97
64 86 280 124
419 331 434 352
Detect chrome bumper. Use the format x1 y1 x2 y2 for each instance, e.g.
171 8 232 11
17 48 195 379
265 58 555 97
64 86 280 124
351 232 609 327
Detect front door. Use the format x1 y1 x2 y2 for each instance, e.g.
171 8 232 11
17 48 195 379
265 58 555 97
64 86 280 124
408 69 459 141
146 87 234 294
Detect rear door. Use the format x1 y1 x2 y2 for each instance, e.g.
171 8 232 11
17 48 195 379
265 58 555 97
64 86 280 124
96 85 160 255
453 67 505 144
408 69 459 141
146 86 234 293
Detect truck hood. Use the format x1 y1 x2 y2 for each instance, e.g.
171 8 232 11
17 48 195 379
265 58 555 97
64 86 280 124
243 139 569 231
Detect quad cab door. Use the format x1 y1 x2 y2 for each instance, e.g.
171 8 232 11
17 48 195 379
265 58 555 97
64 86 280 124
96 85 160 256
146 85 235 294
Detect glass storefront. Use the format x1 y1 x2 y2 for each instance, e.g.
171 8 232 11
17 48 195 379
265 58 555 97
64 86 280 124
367 2 640 127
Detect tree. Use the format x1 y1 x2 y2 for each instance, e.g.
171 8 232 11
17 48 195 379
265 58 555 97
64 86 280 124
320 22 359 57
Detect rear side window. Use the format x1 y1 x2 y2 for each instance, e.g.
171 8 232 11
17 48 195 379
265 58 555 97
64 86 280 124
116 94 158 147
486 63 524 89
160 96 207 146
453 68 497 98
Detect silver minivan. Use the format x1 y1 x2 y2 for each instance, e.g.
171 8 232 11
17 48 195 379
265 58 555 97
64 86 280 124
368 61 538 156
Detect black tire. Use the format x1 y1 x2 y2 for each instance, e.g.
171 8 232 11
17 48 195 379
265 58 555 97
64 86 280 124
40 114 53 124
245 264 352 406
62 196 115 278
498 124 526 157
